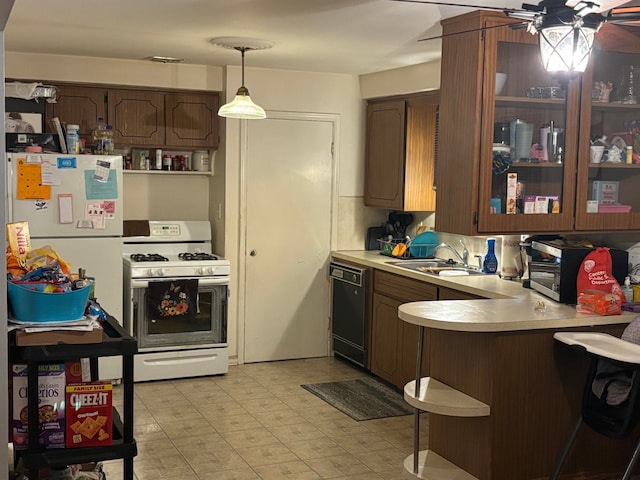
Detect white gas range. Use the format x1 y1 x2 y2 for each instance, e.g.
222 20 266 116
122 220 229 382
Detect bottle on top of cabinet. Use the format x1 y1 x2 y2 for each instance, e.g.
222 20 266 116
65 124 80 154
104 125 115 154
92 118 107 154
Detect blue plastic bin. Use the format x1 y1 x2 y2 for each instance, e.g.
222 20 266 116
7 281 92 322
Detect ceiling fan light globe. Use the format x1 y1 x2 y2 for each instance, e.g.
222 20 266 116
218 91 267 120
538 24 596 75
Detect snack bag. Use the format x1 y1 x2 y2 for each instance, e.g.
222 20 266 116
6 222 31 267
576 247 623 315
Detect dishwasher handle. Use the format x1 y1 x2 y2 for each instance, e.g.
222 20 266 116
330 262 366 287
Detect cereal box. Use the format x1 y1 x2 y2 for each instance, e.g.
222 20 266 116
506 173 517 214
592 180 619 204
12 363 66 450
66 382 112 447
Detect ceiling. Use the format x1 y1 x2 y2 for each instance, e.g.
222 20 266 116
4 0 534 76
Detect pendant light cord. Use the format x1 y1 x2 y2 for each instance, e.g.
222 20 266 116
238 47 247 88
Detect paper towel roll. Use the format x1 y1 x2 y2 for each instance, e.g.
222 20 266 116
500 235 521 279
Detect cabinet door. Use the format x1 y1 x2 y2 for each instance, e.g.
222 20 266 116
476 19 579 234
370 292 403 386
437 11 579 235
45 85 107 143
439 287 484 300
575 45 640 231
364 100 406 209
108 89 165 146
165 93 219 149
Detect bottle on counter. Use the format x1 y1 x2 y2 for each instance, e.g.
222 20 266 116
622 276 633 303
92 118 107 154
482 237 498 274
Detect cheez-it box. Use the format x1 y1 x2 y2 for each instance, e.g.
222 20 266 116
66 382 112 447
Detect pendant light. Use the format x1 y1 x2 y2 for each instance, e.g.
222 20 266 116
531 4 602 77
211 37 274 120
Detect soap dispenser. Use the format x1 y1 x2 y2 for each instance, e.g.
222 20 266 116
482 238 498 274
622 276 633 303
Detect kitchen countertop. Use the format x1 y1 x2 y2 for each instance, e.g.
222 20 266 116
331 250 636 332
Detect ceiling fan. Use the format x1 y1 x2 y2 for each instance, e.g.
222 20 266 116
395 0 640 76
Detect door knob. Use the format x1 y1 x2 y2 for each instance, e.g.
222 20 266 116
250 250 257 256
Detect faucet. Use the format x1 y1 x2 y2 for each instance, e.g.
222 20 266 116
435 240 469 267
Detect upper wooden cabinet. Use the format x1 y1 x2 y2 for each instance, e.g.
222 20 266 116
165 93 219 148
436 11 581 235
45 85 107 146
364 91 439 211
436 10 640 235
108 89 165 146
45 83 220 149
574 35 640 231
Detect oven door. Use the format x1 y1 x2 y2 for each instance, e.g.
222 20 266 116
130 276 228 350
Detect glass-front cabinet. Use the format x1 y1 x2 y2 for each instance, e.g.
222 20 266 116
477 18 580 234
575 45 640 231
437 11 582 235
437 10 640 236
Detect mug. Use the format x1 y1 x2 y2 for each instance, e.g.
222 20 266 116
590 145 605 163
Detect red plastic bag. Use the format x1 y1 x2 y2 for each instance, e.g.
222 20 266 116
576 247 623 315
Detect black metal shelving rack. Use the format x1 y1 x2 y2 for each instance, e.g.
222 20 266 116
8 317 138 480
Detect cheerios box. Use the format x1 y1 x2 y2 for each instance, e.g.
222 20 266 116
11 363 66 450
66 382 112 447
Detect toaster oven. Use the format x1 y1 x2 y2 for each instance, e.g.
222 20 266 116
529 240 628 304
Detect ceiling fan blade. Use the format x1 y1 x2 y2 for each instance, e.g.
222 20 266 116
607 5 640 22
391 0 526 14
565 0 635 14
417 20 529 42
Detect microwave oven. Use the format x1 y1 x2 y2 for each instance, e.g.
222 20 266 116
529 240 628 304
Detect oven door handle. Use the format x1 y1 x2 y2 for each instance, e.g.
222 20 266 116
130 277 230 288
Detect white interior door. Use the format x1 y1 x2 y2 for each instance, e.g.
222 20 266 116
243 114 335 363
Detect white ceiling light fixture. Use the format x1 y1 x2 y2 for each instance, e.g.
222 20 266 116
526 1 603 77
211 37 274 120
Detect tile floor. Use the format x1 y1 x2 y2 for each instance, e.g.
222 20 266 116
103 356 429 480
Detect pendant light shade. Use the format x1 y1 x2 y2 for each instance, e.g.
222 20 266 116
533 10 601 77
218 85 266 119
211 38 274 120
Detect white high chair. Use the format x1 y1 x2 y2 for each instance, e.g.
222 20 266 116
552 331 640 480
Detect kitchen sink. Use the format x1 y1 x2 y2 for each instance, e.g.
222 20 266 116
385 259 485 276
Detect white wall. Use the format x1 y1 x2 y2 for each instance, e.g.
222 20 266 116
359 60 441 99
4 51 444 365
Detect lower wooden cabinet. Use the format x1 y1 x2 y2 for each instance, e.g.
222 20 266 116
438 286 484 300
369 271 488 389
370 271 435 389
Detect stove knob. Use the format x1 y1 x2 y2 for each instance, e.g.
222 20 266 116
155 268 166 277
207 267 215 275
147 268 155 277
197 267 207 275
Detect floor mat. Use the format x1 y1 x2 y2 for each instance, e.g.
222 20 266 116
301 376 414 421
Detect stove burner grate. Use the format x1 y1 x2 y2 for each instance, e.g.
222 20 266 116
130 253 169 262
178 252 219 261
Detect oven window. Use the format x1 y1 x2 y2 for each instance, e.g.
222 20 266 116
132 283 227 349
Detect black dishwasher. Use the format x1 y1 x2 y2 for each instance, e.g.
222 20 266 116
329 261 369 368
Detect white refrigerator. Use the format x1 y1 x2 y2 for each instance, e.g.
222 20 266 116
6 153 124 381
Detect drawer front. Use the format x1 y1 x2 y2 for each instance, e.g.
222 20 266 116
374 270 437 302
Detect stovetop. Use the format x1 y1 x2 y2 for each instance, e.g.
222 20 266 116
122 220 230 278
128 252 221 263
